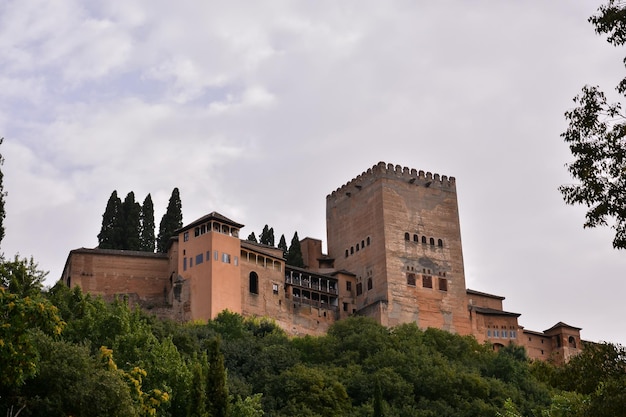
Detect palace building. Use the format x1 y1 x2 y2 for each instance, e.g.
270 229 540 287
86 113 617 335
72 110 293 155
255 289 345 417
61 162 582 362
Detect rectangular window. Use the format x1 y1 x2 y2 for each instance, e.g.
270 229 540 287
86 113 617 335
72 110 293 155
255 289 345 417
494 330 499 338
487 329 491 337
511 330 517 338
502 330 508 338
356 282 363 296
206 251 211 261
183 257 187 271
272 283 279 294
422 275 432 288
190 257 193 267
234 256 239 266
438 277 448 291
343 302 348 312
222 253 231 263
346 281 352 291
183 232 189 242
407 273 416 286
214 250 219 261
196 254 203 265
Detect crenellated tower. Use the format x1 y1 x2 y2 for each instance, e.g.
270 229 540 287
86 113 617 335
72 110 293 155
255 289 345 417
326 162 471 334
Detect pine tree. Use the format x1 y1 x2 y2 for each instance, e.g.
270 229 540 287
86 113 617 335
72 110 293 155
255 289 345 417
205 338 229 417
278 234 288 258
157 188 183 253
139 194 155 252
121 192 141 251
286 232 304 267
268 227 275 247
0 138 6 249
98 191 122 249
247 232 258 243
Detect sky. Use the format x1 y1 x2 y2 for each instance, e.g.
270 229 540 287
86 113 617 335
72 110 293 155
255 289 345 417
2 0 626 345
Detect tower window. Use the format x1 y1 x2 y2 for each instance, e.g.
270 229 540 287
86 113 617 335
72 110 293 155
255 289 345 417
422 236 427 244
422 275 432 288
366 237 370 246
413 234 418 242
356 283 363 296
437 239 443 247
429 237 435 245
367 278 373 290
404 233 410 241
407 273 416 286
438 277 448 291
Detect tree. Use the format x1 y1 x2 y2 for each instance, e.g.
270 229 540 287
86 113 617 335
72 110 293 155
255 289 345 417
98 191 123 249
140 194 156 252
121 191 142 251
247 232 258 243
157 188 183 253
0 255 48 297
0 138 6 249
278 234 288 258
259 225 275 246
206 338 229 417
560 0 626 249
286 232 304 267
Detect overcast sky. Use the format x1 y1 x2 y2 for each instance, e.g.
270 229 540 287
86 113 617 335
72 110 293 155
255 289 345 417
2 0 625 345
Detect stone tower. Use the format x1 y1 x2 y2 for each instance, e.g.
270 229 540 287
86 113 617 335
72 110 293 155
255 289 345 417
326 162 472 335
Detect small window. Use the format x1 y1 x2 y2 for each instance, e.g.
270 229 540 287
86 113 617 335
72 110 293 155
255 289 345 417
183 257 187 271
222 253 231 263
194 227 200 237
568 336 576 348
511 330 517 338
407 273 416 286
361 240 365 248
437 239 443 247
366 237 371 246
350 246 354 254
494 330 499 338
234 256 239 266
343 302 348 312
272 283 279 294
346 281 352 291
206 251 211 261
367 278 373 290
429 237 435 245
404 233 410 241
413 234 418 242
196 254 203 265
438 277 448 292
249 272 259 294
421 236 427 244
502 330 508 338
422 275 432 288
487 329 491 337
356 282 363 296
214 250 219 261
190 257 193 267
345 249 349 258
356 244 359 252
183 231 189 242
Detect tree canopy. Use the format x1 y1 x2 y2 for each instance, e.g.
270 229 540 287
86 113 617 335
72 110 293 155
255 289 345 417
560 0 626 248
157 188 183 253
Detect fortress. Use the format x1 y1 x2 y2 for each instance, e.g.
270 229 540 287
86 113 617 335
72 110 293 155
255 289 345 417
61 162 582 362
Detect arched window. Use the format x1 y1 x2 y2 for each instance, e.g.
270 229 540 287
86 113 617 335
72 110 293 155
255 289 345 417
437 239 443 247
345 249 349 258
429 237 435 245
413 234 418 242
366 237 371 246
404 232 410 241
249 272 259 294
421 236 427 244
361 240 365 249
350 246 354 254
568 336 577 348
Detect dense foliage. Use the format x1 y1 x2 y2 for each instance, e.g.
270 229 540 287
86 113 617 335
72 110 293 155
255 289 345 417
4 262 624 417
560 0 626 248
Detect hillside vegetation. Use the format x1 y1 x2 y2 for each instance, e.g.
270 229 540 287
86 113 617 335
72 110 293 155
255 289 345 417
1 269 625 417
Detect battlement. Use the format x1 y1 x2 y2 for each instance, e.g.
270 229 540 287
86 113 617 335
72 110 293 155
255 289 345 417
327 161 456 200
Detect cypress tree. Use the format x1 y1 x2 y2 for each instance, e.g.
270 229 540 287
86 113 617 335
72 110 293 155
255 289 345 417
247 232 258 243
139 194 155 252
259 225 271 245
121 192 141 251
157 188 183 253
0 138 5 249
206 338 229 417
268 227 275 247
278 234 288 258
286 232 304 267
98 191 122 249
